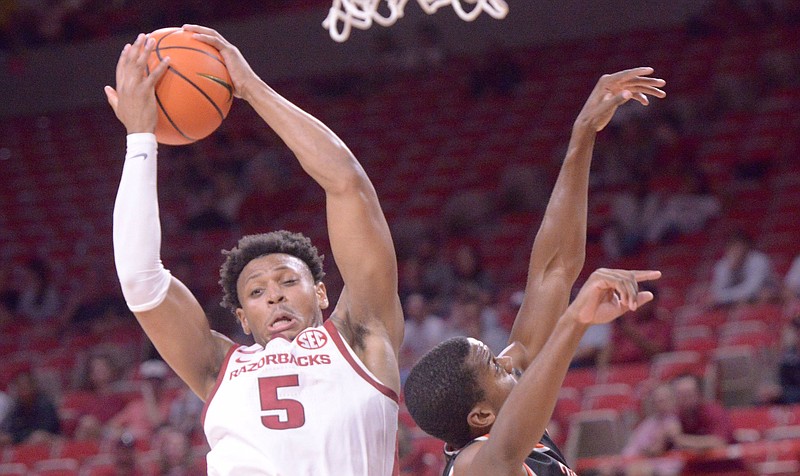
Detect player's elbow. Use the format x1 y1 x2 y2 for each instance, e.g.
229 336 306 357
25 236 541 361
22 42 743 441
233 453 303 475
327 166 373 196
562 248 586 279
548 249 585 282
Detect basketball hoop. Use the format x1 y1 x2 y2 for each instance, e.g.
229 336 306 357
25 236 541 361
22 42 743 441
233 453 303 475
323 0 508 42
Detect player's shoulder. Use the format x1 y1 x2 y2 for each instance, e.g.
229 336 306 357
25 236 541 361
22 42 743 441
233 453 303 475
450 438 486 474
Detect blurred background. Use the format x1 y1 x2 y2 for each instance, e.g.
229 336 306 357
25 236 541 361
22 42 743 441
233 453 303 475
1 0 799 475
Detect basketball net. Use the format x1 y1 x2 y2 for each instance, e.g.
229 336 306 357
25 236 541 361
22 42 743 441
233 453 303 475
323 0 509 42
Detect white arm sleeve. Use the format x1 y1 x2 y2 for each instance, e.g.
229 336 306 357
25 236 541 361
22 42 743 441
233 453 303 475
113 133 172 312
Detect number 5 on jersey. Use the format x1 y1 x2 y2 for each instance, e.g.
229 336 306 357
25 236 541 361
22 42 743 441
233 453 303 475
258 375 306 430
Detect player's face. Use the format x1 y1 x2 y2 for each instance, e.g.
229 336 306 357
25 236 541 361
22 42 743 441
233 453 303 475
467 338 517 414
235 253 329 345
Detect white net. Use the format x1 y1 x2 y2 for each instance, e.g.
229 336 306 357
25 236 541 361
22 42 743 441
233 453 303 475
323 0 508 42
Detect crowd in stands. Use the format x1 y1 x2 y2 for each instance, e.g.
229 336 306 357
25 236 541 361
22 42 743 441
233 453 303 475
0 0 332 55
1 2 800 475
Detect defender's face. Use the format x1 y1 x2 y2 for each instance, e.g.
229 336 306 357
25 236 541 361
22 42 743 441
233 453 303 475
235 253 329 345
467 338 517 414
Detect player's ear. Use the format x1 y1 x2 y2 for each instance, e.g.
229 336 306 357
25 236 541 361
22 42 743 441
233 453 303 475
315 282 329 310
235 308 252 335
467 402 496 432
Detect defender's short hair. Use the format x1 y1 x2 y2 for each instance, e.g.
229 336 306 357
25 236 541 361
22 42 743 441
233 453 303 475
219 230 325 313
403 337 483 448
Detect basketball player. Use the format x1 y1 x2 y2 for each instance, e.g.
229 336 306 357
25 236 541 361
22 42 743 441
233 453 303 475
404 68 666 476
105 27 402 475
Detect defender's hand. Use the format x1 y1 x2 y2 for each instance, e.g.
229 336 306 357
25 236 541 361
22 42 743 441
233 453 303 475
570 268 662 325
575 67 666 132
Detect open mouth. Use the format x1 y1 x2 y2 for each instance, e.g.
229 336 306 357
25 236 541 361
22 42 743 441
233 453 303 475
269 315 295 333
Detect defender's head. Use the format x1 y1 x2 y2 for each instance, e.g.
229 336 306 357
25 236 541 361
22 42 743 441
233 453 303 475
403 336 516 448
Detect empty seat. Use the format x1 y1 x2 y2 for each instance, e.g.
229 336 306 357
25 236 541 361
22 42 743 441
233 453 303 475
564 409 628 463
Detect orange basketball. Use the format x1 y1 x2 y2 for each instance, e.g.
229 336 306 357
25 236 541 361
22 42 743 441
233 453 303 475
147 27 233 145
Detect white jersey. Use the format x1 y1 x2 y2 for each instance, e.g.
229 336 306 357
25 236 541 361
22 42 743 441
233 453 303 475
203 319 399 476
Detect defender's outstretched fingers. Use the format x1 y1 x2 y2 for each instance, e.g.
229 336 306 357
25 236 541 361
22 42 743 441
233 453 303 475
630 270 662 282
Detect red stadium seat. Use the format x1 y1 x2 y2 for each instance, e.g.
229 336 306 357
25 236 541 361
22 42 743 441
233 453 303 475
562 368 597 393
31 458 79 476
651 350 706 382
553 387 582 431
5 443 53 465
76 454 114 476
600 362 651 387
0 464 27 476
55 439 101 464
581 383 638 413
728 406 772 442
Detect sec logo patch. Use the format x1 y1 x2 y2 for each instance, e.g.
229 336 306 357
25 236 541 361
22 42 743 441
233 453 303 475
296 329 328 350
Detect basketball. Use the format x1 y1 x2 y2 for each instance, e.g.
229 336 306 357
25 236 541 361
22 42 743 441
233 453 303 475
147 27 234 145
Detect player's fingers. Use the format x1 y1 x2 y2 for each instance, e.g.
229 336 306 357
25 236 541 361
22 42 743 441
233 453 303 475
627 76 666 88
135 36 155 69
145 56 171 86
629 85 667 98
127 33 146 61
610 90 632 106
619 270 639 310
596 269 632 311
121 35 145 74
636 291 655 308
103 86 119 112
190 32 225 50
115 44 131 84
633 92 649 106
182 24 217 35
182 24 225 44
630 270 662 282
606 67 654 82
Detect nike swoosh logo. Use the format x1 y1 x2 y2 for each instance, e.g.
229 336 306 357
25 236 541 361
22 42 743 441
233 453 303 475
128 153 148 160
234 357 251 364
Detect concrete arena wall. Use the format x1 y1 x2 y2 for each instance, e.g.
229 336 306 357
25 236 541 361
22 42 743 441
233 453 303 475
0 0 709 118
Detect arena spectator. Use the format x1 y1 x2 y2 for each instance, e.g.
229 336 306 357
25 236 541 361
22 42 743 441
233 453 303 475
70 348 128 440
569 321 611 369
710 230 775 306
15 257 61 322
400 293 448 376
106 360 174 442
671 374 734 450
602 179 660 259
153 425 205 475
644 170 721 244
610 282 672 364
0 370 61 444
622 383 681 457
445 285 508 354
758 314 800 405
784 253 800 301
168 386 204 438
450 243 495 299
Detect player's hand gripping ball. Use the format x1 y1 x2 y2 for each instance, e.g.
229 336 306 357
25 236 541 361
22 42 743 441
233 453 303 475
148 27 233 145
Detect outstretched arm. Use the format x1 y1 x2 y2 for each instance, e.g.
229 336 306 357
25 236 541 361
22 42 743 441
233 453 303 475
184 26 403 360
462 269 661 476
106 34 234 400
506 68 666 370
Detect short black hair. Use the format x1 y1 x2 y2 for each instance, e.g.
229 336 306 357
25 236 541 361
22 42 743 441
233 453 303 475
403 337 483 449
219 231 325 313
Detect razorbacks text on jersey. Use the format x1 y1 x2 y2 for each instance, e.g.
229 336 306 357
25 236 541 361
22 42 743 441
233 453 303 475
203 319 399 475
443 431 577 476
